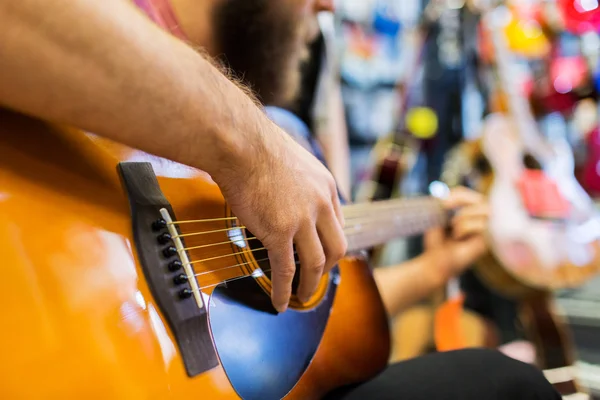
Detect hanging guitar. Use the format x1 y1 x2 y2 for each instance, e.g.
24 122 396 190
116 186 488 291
579 107 600 196
435 3 600 398
354 0 447 207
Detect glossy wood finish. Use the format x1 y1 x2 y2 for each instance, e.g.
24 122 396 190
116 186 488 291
0 109 390 399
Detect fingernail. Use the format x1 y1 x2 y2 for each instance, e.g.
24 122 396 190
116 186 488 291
298 295 309 304
275 304 288 313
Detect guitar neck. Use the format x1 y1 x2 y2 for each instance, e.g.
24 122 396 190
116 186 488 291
485 8 554 162
342 197 447 253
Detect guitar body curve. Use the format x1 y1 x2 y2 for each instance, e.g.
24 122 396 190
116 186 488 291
481 113 600 292
0 109 390 399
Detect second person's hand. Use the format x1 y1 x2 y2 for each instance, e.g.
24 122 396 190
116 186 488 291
425 186 490 280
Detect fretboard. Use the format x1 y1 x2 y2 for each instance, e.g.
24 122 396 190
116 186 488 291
342 197 447 253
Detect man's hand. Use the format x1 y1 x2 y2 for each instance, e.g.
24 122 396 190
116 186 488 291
424 187 489 280
213 120 347 313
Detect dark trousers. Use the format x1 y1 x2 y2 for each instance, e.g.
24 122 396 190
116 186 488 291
461 269 523 344
325 348 560 399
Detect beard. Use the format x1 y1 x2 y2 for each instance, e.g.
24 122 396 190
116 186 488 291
213 0 307 107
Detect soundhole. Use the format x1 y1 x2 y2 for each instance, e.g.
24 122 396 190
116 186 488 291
224 208 329 310
245 229 301 296
523 153 543 170
474 154 492 175
243 228 329 310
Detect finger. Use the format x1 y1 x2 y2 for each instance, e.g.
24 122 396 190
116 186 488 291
317 207 347 274
268 242 296 313
452 203 490 220
443 187 485 209
450 237 488 271
331 183 345 227
424 227 445 250
295 227 327 303
333 195 345 227
452 217 488 240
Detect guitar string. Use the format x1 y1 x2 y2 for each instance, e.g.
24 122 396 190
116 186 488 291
170 216 419 239
168 199 441 227
191 250 300 278
179 213 442 279
188 247 266 265
194 256 269 276
170 211 446 261
188 242 299 274
164 205 445 280
170 210 440 239
184 237 257 251
197 259 300 292
171 205 446 239
176 219 448 291
186 229 590 292
198 263 302 290
174 213 444 260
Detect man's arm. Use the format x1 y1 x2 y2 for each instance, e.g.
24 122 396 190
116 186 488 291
374 252 449 317
0 0 259 172
0 0 347 313
375 188 489 317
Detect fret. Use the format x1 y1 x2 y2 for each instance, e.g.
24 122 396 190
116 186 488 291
342 198 447 252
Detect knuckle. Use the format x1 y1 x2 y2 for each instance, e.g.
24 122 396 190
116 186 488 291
317 197 331 214
306 254 326 272
324 242 346 266
327 176 337 192
274 265 296 280
261 232 286 249
270 217 297 238
300 213 315 228
337 239 348 259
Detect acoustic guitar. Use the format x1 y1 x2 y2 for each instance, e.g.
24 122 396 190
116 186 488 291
0 107 463 400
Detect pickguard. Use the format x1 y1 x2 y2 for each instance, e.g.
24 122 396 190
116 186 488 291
209 268 339 400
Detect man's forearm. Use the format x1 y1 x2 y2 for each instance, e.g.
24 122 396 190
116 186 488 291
374 253 448 318
0 0 268 177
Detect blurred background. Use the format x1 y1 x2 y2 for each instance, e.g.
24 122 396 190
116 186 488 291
298 0 600 396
